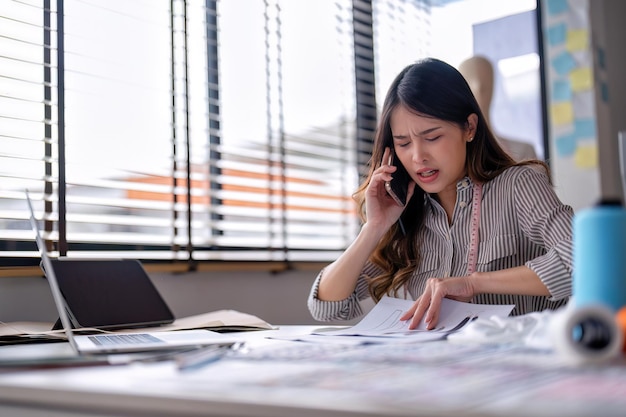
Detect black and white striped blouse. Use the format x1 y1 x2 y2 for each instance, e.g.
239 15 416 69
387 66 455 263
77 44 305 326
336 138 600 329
308 165 574 322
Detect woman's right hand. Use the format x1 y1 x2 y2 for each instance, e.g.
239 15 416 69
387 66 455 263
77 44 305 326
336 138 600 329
364 147 415 232
316 147 415 302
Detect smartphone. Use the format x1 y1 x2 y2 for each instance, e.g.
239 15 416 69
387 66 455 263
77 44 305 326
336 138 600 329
384 152 411 206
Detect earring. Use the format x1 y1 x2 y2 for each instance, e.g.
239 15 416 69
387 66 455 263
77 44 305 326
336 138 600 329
468 136 474 142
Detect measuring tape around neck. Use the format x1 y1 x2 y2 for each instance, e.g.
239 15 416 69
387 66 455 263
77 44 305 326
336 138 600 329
466 182 483 276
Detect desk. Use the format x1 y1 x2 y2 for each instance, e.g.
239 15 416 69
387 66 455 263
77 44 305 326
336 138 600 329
0 325 624 417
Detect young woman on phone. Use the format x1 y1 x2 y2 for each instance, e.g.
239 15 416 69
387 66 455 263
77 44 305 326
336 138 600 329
307 58 573 329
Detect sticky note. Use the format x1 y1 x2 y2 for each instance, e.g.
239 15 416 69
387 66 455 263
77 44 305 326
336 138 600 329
566 29 589 52
552 80 572 101
551 102 574 126
574 143 598 169
574 119 596 140
555 134 577 157
552 52 577 76
547 23 567 46
570 67 593 92
547 0 568 15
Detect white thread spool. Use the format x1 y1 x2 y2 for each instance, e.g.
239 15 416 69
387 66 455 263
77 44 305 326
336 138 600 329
550 304 623 366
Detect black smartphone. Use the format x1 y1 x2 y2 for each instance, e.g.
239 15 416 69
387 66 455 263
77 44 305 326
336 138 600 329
384 152 411 206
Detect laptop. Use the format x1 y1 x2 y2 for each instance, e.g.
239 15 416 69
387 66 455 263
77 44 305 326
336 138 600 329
26 190 231 354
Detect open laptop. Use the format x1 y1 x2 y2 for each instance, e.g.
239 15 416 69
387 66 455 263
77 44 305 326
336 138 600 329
26 190 231 354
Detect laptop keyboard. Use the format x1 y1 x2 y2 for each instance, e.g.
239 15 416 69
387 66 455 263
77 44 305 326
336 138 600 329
88 333 163 346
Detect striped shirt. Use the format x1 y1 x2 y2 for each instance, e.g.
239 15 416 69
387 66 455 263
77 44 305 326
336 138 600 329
308 165 574 321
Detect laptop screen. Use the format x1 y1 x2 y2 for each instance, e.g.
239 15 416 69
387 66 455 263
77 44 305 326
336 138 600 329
47 259 175 330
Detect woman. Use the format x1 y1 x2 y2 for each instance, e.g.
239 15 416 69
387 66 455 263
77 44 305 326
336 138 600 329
307 58 573 330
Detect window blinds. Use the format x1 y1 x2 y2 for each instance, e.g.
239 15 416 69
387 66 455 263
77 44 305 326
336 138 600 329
0 0 364 265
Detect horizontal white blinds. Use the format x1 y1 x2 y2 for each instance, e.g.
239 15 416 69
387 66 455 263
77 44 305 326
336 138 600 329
0 0 54 265
0 0 362 265
212 0 358 261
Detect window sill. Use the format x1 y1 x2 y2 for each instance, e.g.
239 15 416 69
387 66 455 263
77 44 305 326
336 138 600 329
0 261 327 278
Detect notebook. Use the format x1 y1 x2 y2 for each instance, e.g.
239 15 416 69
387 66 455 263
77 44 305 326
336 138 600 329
26 190 231 354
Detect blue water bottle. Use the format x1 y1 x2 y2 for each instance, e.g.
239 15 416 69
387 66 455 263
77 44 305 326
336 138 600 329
573 199 626 312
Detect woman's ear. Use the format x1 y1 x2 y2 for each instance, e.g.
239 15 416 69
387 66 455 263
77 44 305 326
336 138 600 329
466 113 478 141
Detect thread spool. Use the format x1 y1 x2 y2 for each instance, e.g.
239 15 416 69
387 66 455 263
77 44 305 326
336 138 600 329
551 304 623 365
573 199 626 312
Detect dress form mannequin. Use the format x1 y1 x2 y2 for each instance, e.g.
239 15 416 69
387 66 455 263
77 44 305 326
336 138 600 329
458 56 538 161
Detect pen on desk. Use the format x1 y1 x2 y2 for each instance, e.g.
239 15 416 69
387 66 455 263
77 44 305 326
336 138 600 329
444 316 478 335
175 342 242 372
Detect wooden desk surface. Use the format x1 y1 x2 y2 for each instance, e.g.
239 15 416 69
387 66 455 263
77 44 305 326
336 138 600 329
0 325 624 417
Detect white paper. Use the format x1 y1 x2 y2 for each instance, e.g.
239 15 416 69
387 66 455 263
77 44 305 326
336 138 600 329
316 296 514 340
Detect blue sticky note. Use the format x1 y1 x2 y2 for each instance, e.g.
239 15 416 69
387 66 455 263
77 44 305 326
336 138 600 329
547 23 567 46
574 119 596 139
556 134 577 157
552 80 571 101
547 0 568 15
552 52 577 76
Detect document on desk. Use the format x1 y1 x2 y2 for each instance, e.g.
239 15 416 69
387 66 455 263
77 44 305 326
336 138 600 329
314 296 514 342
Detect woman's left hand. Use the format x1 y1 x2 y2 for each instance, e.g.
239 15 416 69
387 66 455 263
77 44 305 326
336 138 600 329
399 276 475 330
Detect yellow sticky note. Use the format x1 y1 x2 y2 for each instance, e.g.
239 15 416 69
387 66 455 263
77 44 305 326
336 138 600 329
574 143 598 169
566 29 589 52
571 67 593 92
551 102 574 125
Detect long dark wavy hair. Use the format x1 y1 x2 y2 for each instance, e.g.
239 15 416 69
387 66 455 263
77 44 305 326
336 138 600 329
355 57 547 302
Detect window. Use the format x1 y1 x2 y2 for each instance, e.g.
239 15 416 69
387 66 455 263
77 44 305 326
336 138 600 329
372 0 431 109
213 0 360 262
1 0 447 269
0 0 372 267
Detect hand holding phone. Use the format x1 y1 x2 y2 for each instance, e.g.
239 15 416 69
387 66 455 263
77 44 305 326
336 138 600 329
384 152 411 207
